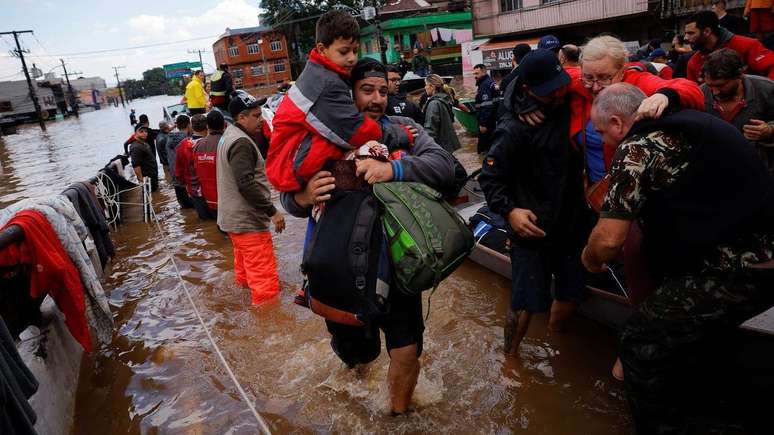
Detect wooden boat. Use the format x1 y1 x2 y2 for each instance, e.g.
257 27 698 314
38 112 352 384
453 98 478 135
455 200 774 335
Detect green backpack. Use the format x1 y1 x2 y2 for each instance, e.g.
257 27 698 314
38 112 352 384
373 182 474 295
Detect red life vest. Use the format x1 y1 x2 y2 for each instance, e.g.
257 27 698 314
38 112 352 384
193 133 221 210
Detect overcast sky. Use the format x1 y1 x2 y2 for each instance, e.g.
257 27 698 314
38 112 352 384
0 0 261 84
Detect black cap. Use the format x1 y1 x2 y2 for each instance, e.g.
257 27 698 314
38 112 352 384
228 90 267 117
134 123 148 132
519 48 570 97
538 35 561 52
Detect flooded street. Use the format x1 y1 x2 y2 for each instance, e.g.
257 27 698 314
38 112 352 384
0 94 631 434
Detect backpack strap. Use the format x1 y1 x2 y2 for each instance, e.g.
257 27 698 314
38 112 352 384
349 195 378 294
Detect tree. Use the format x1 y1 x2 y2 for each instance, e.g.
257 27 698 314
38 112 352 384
259 1 382 76
142 67 175 96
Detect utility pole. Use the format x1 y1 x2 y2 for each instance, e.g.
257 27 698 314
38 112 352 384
1 30 46 131
112 66 126 107
60 59 81 118
187 49 206 70
257 38 270 86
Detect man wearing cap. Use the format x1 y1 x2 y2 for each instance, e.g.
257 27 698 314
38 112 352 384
645 48 674 79
129 123 159 192
538 34 561 55
479 49 588 355
217 90 286 306
473 63 499 154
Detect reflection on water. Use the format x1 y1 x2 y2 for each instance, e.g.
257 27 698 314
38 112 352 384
0 94 631 433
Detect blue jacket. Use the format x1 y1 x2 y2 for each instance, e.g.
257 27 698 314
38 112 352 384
475 74 499 129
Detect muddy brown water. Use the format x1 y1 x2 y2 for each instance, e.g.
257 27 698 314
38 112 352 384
0 93 632 434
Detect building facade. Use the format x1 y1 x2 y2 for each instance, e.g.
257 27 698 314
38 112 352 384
360 1 471 74
472 0 747 59
212 26 292 95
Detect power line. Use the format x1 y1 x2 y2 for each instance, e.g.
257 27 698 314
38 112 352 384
0 70 22 80
0 34 222 58
0 30 46 131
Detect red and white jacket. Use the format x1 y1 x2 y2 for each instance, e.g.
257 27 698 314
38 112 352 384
193 132 221 210
267 49 382 192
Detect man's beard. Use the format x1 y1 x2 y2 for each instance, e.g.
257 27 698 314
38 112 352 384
714 82 740 102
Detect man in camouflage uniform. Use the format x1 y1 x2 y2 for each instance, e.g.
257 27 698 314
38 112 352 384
583 83 774 433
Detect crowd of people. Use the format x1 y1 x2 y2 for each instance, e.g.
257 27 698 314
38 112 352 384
477 3 774 433
118 3 774 432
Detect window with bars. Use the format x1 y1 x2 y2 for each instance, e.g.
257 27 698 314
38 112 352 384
273 59 286 73
228 45 239 56
251 64 263 76
270 40 282 51
247 43 259 55
500 0 522 12
233 67 243 78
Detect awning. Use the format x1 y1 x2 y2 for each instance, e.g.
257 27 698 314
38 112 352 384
477 37 540 70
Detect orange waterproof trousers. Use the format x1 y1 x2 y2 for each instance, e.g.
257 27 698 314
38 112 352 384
229 231 280 305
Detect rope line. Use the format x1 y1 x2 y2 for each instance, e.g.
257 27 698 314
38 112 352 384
145 188 273 435
94 171 272 432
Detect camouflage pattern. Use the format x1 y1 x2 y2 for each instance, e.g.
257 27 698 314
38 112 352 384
600 130 691 221
620 269 774 434
602 130 774 433
602 130 774 272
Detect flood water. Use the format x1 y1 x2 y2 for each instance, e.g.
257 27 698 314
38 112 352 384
0 93 632 434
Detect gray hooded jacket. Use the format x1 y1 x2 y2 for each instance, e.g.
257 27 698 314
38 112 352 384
423 92 461 153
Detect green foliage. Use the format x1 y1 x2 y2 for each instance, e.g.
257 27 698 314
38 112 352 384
122 67 180 99
259 1 384 75
142 67 176 95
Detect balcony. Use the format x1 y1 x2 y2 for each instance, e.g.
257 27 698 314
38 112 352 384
658 0 745 18
474 0 650 38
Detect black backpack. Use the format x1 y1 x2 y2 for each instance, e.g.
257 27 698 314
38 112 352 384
301 187 386 327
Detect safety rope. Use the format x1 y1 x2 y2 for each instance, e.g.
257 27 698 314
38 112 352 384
146 200 273 435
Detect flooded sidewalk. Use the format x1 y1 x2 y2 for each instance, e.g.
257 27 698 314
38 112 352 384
0 95 631 434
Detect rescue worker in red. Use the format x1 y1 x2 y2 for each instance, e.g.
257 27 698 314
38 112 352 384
175 114 210 220
267 10 384 192
520 35 704 195
684 10 774 83
193 110 225 216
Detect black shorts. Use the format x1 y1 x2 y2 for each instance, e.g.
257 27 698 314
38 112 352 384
509 244 586 313
326 291 425 367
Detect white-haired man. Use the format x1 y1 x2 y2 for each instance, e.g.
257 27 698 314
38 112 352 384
584 82 774 433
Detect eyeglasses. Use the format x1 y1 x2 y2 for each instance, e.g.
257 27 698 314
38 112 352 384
581 68 623 88
388 78 401 82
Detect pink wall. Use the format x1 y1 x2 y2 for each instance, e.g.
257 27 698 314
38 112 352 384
474 0 649 38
